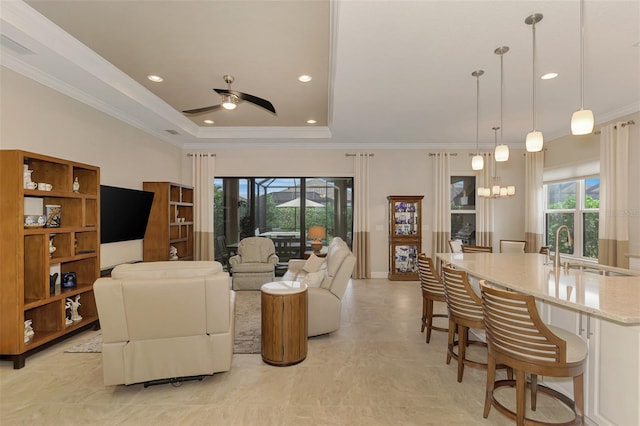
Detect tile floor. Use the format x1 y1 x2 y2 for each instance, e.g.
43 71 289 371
1 279 575 425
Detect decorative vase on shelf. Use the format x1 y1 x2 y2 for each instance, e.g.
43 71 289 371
72 177 80 193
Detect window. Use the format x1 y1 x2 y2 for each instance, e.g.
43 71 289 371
214 177 353 269
450 176 476 245
544 177 599 259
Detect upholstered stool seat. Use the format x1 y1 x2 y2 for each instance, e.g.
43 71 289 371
480 281 588 426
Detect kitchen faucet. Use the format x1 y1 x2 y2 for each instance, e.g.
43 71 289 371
554 225 573 269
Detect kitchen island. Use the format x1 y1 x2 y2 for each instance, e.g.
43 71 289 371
437 252 640 426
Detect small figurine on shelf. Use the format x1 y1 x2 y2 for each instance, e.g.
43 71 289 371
24 320 34 343
65 301 73 326
169 245 178 260
72 177 80 193
66 295 82 323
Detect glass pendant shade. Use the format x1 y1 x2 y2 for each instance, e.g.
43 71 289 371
495 144 509 162
507 185 516 196
492 185 501 196
472 155 484 171
571 109 594 135
526 130 544 152
222 94 238 110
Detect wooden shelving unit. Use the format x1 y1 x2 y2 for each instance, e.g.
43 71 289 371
0 150 100 368
143 182 194 261
387 195 423 281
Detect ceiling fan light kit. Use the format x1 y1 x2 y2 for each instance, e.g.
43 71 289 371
221 94 238 110
182 74 276 116
571 0 595 135
525 13 544 152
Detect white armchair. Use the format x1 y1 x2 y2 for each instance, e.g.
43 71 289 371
94 261 234 386
229 237 279 290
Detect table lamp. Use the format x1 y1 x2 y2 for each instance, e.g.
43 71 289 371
308 226 326 254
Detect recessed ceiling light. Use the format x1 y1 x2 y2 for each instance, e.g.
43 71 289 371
306 119 317 124
298 75 312 83
204 119 214 124
147 75 163 83
541 72 558 80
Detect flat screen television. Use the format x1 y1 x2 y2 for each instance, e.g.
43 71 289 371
100 185 154 244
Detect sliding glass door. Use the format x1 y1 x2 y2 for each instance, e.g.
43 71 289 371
214 177 353 270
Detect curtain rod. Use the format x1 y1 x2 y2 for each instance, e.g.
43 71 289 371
594 120 635 135
345 153 374 157
186 153 216 157
428 153 458 156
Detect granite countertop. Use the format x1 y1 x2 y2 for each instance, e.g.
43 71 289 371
437 253 640 325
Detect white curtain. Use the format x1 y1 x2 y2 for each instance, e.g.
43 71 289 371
431 153 451 258
353 153 371 278
598 123 629 267
525 151 544 253
192 153 216 261
476 153 494 247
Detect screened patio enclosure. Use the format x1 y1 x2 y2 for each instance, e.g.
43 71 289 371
214 177 353 269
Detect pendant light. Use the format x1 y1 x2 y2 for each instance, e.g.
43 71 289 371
525 14 544 152
571 0 595 135
471 70 485 171
494 46 510 162
479 127 515 198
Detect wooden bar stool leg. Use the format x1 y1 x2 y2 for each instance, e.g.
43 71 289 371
516 369 527 426
457 324 467 383
425 299 434 343
483 355 496 418
421 297 427 332
530 373 538 411
446 319 455 365
574 373 585 424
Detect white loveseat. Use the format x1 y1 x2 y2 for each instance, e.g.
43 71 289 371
281 237 356 336
94 261 234 386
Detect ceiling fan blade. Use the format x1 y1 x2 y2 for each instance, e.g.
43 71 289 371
214 88 276 114
182 104 222 115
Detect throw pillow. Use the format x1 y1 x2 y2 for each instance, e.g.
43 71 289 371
303 253 325 273
302 270 325 288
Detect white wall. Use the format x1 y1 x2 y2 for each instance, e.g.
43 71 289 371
0 68 183 269
185 148 526 278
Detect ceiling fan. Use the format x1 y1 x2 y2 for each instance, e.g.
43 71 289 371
182 75 276 115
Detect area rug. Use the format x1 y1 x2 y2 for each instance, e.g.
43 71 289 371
65 291 262 354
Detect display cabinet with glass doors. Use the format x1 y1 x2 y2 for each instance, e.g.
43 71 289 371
387 195 423 280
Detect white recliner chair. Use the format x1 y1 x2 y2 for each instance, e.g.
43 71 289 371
94 261 234 386
281 237 356 336
229 237 279 290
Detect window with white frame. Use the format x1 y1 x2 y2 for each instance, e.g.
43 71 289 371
544 177 600 259
450 176 476 245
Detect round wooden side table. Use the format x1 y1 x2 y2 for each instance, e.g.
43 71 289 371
261 281 308 366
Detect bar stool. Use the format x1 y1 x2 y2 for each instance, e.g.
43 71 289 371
461 245 493 253
417 254 448 343
480 281 587 426
442 266 495 382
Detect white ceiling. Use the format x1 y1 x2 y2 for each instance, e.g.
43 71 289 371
2 0 639 150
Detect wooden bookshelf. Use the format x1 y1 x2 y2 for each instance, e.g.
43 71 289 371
0 150 100 368
143 182 194 261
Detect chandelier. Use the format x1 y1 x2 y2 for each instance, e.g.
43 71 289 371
478 127 516 198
